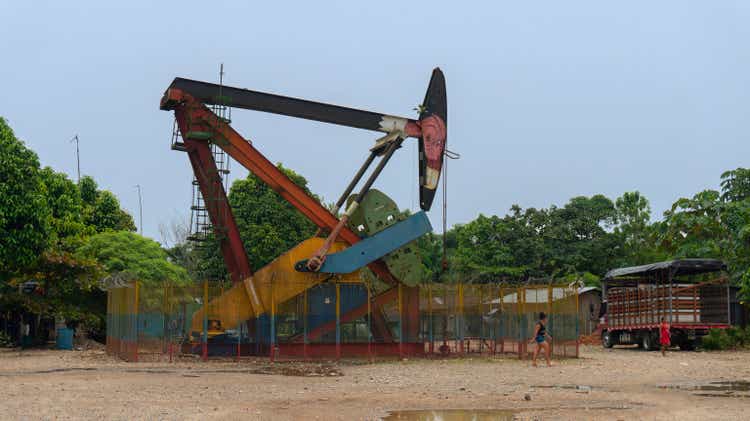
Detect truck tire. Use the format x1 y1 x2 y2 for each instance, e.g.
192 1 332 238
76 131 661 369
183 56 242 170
642 332 656 351
602 330 614 348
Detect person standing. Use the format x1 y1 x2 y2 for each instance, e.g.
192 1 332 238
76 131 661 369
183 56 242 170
660 317 671 356
531 312 552 367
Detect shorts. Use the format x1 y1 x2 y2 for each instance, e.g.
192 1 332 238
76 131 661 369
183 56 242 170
535 335 545 344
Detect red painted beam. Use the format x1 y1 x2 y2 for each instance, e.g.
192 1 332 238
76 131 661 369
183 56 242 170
182 139 252 285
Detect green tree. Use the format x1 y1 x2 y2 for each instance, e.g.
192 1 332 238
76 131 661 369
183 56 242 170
449 196 624 283
79 175 98 205
721 168 750 203
89 191 136 232
615 191 650 240
544 195 622 277
659 190 725 259
0 117 50 276
9 250 102 331
658 187 750 298
9 169 139 334
452 210 542 281
614 191 662 265
39 167 90 245
76 231 190 288
230 164 317 269
76 175 136 233
416 232 448 282
186 164 318 281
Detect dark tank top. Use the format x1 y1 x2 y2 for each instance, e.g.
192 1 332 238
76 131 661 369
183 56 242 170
537 321 546 337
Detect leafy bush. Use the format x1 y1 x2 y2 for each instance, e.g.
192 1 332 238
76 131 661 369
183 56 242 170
701 329 731 350
726 326 745 347
701 327 750 350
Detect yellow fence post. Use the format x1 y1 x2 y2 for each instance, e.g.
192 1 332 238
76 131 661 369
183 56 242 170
547 285 553 357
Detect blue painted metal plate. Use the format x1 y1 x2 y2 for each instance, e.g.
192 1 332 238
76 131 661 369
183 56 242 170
295 211 432 274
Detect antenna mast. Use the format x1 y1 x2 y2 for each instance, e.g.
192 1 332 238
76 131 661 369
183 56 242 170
70 135 80 183
135 184 143 235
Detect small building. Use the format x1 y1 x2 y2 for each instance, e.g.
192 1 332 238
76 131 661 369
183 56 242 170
577 286 602 336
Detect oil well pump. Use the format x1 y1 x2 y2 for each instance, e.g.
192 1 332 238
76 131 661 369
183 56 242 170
160 68 447 357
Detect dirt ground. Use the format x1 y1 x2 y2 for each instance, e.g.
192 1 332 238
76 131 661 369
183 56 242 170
2 345 750 420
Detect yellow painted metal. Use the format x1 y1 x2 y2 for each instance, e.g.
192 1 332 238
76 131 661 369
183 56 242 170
190 237 361 332
134 281 140 323
458 283 464 318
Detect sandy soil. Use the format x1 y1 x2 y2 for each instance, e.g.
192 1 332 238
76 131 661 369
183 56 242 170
2 345 750 420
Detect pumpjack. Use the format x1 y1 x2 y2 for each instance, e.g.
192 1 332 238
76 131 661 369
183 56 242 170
161 68 447 357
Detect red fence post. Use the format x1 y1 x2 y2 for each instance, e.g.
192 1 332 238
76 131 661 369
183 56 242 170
134 281 139 363
336 283 341 361
202 280 208 362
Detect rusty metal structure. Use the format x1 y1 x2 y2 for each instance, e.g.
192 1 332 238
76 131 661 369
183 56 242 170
159 69 447 357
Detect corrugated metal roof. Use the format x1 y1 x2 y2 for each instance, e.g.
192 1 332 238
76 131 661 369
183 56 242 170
486 287 580 304
577 286 600 295
604 259 726 280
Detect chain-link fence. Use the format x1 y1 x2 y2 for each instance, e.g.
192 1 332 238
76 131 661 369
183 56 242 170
106 280 579 362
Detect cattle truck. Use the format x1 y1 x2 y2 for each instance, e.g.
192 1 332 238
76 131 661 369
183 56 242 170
601 259 730 350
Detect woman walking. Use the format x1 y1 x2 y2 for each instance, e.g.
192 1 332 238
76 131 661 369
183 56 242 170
531 312 552 367
660 317 671 356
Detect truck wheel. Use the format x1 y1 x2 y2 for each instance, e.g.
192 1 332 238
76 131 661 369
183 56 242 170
602 331 614 348
642 332 655 351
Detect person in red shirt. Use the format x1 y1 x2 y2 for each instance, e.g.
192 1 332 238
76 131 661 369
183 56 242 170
660 317 671 356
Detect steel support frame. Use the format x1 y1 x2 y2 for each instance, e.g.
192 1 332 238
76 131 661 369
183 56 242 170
184 139 252 285
166 90 413 343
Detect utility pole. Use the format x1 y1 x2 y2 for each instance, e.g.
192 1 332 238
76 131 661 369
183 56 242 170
135 184 143 235
70 135 80 183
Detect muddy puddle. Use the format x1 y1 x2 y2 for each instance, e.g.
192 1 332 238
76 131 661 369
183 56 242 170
382 409 516 420
659 380 750 398
531 384 593 393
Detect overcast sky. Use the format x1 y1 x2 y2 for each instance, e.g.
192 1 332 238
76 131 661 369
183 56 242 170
1 1 748 242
